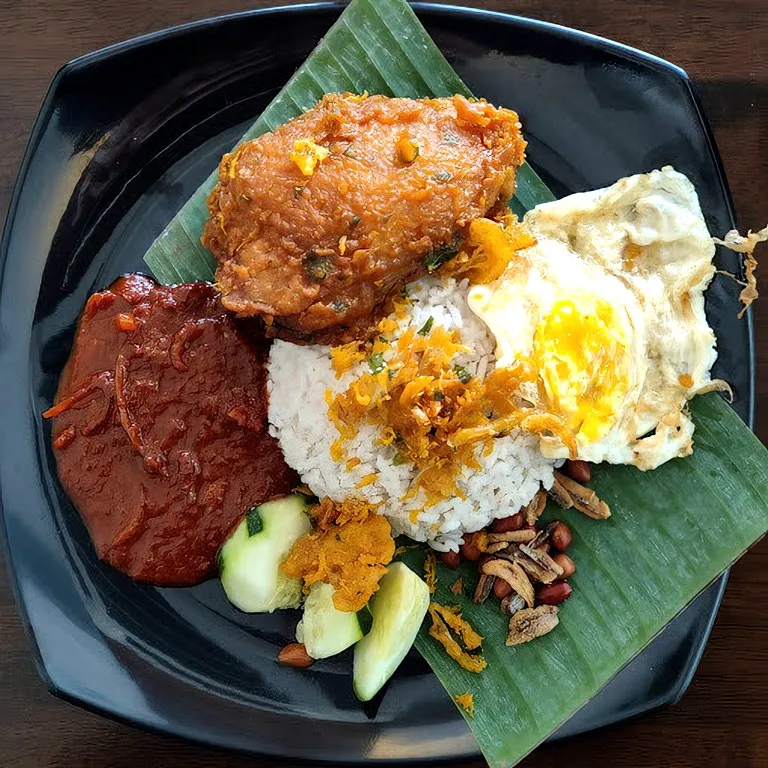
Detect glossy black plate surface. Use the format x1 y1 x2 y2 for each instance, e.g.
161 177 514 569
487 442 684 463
0 3 753 763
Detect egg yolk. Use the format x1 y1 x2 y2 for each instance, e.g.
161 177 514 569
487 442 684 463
533 297 630 443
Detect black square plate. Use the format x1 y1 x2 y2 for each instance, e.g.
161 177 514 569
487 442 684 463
0 3 753 763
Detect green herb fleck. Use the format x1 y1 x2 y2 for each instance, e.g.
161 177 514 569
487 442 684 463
303 251 335 281
379 335 389 343
434 391 445 401
454 365 472 384
368 352 386 375
392 451 407 466
349 215 361 229
417 316 434 336
400 285 409 298
424 238 460 272
431 169 453 183
246 506 263 537
331 297 351 313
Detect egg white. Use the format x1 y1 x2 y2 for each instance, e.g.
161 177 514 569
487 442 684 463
469 166 718 470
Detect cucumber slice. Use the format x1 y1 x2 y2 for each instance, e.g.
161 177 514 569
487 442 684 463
353 562 430 701
296 582 364 659
219 495 311 613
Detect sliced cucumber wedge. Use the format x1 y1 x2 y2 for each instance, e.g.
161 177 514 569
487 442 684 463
353 562 430 701
296 582 364 659
219 495 310 613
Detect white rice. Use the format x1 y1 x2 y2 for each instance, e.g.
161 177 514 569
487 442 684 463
267 277 557 551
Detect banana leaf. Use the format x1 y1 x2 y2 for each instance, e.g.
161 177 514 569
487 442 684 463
404 391 768 765
142 1 768 766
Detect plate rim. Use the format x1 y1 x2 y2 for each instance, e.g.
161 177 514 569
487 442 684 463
0 1 755 763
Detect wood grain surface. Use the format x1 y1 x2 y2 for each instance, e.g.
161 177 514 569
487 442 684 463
1 1 766 766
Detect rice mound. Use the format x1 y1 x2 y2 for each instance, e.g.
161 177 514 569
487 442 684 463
267 277 557 551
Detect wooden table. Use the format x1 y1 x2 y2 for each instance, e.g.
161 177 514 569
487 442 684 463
1 1 766 766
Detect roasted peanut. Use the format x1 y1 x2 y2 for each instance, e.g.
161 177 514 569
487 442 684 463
536 581 573 605
564 459 591 483
440 550 461 568
550 521 572 552
460 531 485 561
493 577 513 600
278 642 314 668
491 512 524 533
552 553 576 579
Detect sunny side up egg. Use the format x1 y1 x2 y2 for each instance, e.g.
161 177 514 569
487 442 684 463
469 166 719 470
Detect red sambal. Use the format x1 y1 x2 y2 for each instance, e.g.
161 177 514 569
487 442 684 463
45 274 297 586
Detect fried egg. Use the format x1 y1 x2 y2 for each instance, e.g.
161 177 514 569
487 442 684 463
468 166 718 470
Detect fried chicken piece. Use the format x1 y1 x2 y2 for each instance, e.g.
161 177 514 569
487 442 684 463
203 93 526 343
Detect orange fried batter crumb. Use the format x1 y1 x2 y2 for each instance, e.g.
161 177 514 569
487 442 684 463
281 498 395 612
289 138 330 176
330 341 367 378
442 215 536 285
431 602 483 650
428 602 487 673
454 693 475 716
423 552 437 594
356 473 378 488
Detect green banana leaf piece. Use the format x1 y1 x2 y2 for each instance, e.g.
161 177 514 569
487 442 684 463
141 1 768 766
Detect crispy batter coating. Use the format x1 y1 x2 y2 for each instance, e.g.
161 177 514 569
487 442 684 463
202 93 526 343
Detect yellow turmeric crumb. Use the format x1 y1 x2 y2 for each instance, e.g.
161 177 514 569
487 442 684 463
329 439 345 462
431 601 483 650
376 426 397 446
330 342 366 378
290 138 330 176
223 145 246 180
428 602 486 673
441 214 535 284
356 473 378 488
454 693 475 717
423 552 437 594
281 498 394 612
396 133 420 163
